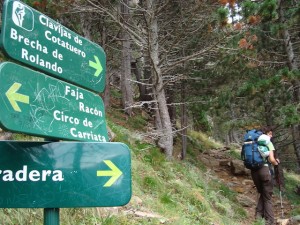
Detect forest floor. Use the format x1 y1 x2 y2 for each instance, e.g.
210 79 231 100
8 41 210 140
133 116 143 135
198 147 294 225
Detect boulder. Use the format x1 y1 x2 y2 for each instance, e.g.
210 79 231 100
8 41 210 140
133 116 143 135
230 159 248 175
237 194 255 207
219 159 231 166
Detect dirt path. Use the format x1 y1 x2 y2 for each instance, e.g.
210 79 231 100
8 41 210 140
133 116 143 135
199 147 293 225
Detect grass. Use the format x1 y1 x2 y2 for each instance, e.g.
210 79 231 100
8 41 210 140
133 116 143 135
284 171 300 215
188 130 223 151
1 111 299 225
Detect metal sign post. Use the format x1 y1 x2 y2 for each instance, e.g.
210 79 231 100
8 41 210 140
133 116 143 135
44 208 59 225
43 138 60 225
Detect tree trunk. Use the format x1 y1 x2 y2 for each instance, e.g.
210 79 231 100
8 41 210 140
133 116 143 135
147 0 173 159
167 89 176 128
80 13 92 40
291 126 300 172
132 60 144 100
262 94 273 126
121 0 134 116
156 86 173 159
278 0 300 170
101 25 111 108
103 71 112 108
181 81 187 160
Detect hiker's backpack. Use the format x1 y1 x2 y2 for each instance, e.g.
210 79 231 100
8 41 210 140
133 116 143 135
241 129 265 170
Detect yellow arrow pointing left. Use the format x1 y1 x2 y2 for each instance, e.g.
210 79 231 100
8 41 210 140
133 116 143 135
97 160 122 187
5 83 29 112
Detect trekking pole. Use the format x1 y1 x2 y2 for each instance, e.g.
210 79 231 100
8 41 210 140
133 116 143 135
279 187 284 218
274 165 284 218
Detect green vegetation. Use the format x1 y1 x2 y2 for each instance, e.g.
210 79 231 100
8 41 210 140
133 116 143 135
0 0 299 223
284 172 300 215
0 107 299 225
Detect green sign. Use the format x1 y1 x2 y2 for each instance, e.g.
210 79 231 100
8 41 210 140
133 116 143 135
0 62 108 142
0 141 131 208
1 0 106 93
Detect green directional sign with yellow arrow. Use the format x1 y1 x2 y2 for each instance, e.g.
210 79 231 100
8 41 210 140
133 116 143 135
1 0 106 93
97 160 123 187
5 82 29 112
89 55 103 77
0 62 108 142
0 141 131 208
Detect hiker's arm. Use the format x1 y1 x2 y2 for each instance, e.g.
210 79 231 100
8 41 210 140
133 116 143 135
268 150 279 166
274 148 280 164
267 142 280 165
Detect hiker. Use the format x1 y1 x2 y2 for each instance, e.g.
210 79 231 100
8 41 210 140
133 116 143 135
251 126 280 225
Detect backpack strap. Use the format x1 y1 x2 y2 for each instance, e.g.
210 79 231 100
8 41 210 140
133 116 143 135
241 144 245 160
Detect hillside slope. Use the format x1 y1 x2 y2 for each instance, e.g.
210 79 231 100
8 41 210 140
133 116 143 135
0 110 299 224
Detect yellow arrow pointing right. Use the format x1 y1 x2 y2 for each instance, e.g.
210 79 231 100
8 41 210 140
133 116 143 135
89 55 103 77
97 160 122 187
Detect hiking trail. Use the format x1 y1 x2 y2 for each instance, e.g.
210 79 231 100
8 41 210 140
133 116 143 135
199 147 295 225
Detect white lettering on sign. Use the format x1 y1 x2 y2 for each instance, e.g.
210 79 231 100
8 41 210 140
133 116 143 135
79 102 103 117
44 30 86 58
0 165 64 182
22 48 63 74
39 15 72 39
65 86 84 100
53 110 80 125
10 28 64 74
70 128 107 142
10 28 48 54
